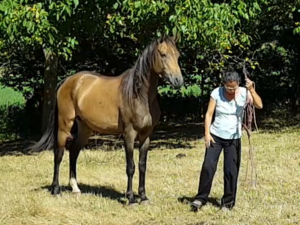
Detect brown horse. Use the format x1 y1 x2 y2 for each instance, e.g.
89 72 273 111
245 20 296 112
28 35 183 205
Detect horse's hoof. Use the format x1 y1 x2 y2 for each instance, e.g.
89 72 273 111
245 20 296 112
127 199 139 207
72 191 81 196
127 202 139 207
140 199 151 205
51 186 61 196
52 193 62 198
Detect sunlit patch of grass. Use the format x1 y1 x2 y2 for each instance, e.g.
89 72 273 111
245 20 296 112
0 85 25 106
0 128 299 224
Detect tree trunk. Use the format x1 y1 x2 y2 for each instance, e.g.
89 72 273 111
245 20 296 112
42 48 58 133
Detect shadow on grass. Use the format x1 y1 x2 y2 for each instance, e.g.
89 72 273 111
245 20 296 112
2 115 300 157
0 122 204 156
83 122 204 151
39 183 132 205
0 139 34 156
257 116 300 132
177 195 221 208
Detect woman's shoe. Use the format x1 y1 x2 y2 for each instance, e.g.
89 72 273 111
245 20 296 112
190 200 203 212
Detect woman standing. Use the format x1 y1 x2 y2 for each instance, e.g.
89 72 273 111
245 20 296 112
191 71 263 211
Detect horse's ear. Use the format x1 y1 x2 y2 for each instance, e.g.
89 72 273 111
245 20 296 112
176 33 181 42
171 33 180 43
159 33 166 43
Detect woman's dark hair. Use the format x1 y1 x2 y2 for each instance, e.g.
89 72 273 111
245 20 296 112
222 71 240 83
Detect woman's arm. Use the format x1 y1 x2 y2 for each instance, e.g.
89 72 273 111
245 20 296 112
205 97 216 136
246 78 263 109
204 97 217 148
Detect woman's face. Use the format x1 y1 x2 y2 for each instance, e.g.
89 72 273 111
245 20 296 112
224 81 239 95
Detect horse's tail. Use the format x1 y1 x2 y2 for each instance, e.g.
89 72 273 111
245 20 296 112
26 78 66 152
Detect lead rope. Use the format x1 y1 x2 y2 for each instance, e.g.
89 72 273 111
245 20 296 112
242 66 258 187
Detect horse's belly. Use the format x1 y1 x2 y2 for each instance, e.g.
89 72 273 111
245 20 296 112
76 94 123 134
74 74 123 134
80 108 122 134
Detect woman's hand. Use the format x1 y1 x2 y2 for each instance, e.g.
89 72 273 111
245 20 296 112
245 78 263 109
205 133 215 148
245 78 254 91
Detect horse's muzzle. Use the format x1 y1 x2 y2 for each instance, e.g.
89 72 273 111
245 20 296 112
169 75 184 88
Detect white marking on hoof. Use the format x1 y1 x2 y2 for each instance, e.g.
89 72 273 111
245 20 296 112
140 200 151 205
70 178 81 194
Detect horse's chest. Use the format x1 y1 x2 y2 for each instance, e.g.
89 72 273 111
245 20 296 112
134 113 152 130
142 114 153 127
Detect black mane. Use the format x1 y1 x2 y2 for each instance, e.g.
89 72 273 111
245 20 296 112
120 36 176 107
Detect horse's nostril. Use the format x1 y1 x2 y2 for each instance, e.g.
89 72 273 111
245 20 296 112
174 77 183 87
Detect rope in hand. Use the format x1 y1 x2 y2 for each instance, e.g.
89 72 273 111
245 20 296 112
242 66 258 187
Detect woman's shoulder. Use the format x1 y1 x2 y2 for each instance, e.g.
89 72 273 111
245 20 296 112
239 86 247 92
238 87 250 103
210 86 222 99
239 87 248 96
211 86 223 93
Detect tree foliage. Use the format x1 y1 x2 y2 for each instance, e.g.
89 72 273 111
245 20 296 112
0 0 80 58
0 0 300 135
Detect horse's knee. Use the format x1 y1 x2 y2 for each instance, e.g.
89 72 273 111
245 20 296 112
126 162 135 176
138 161 146 174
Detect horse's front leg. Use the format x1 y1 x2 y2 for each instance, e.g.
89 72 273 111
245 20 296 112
138 132 151 204
123 126 138 205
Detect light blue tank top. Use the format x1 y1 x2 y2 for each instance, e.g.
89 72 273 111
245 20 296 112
210 87 248 140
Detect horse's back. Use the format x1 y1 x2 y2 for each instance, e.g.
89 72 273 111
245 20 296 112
59 71 123 134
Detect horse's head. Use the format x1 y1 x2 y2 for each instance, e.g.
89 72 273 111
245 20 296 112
153 35 183 88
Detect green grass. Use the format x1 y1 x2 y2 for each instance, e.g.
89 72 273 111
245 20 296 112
0 85 26 141
0 85 25 106
0 128 299 225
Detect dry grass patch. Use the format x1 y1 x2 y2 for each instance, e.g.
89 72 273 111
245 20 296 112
0 127 300 225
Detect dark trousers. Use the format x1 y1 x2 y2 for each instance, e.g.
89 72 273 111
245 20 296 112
195 133 241 209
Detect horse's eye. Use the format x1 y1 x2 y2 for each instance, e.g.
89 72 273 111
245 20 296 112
161 53 166 57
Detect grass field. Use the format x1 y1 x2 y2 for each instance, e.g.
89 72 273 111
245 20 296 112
0 125 299 225
0 85 26 140
0 85 25 106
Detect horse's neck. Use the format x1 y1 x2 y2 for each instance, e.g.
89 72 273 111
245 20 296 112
147 72 159 103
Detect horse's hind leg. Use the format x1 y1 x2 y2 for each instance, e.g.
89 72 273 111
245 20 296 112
68 119 92 194
52 118 74 195
52 98 75 196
